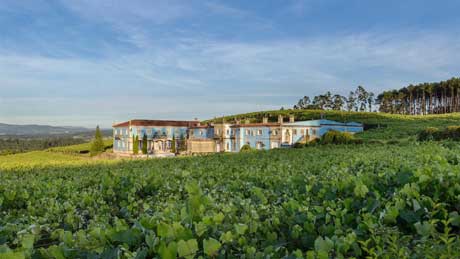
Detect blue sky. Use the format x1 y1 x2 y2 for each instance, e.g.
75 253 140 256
1 0 460 127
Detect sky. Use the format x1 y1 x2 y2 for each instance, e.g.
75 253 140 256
1 0 460 128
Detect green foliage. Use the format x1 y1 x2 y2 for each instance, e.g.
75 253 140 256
90 126 105 156
203 238 221 256
48 139 113 154
0 137 85 156
179 134 187 152
2 144 460 257
320 130 355 144
171 135 176 154
292 142 305 148
133 135 139 155
418 126 460 141
418 127 440 141
142 134 148 154
240 144 253 152
177 239 198 259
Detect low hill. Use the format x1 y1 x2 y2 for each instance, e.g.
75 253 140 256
0 139 115 170
0 123 89 136
207 110 460 140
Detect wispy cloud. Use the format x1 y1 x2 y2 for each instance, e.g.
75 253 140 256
2 1 460 126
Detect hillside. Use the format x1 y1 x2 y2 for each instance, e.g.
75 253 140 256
207 110 460 140
0 123 89 136
0 139 114 170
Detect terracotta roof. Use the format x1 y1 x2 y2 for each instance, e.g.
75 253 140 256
231 123 281 128
113 120 199 128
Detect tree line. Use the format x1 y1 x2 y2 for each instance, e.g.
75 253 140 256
376 77 460 115
291 77 460 115
0 137 86 156
293 86 375 112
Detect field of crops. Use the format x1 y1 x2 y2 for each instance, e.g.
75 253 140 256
1 142 460 258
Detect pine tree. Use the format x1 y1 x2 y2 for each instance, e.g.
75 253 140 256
142 134 148 154
171 135 176 154
133 135 139 155
90 126 105 156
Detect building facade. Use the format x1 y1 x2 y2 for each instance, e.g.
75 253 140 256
113 116 364 155
186 115 364 154
113 120 199 155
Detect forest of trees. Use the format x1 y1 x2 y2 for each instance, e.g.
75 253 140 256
0 137 86 156
376 77 460 115
292 77 460 115
293 86 375 112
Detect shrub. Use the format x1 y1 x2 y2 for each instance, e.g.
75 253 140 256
417 127 440 141
292 142 305 148
320 130 355 144
240 144 253 152
305 138 320 146
444 126 460 140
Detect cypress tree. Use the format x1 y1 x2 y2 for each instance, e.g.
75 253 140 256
90 125 105 156
171 135 176 154
133 135 139 155
142 134 148 154
180 134 186 151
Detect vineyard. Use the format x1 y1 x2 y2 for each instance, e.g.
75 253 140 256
1 143 460 258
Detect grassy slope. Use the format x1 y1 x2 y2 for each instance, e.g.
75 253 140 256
47 139 113 154
0 139 115 170
207 109 460 140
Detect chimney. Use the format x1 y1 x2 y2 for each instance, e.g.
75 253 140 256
278 115 284 124
245 119 250 124
262 117 268 124
289 115 295 123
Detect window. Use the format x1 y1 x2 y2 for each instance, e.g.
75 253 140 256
256 142 263 150
199 130 203 136
246 129 250 135
227 129 230 135
293 129 297 135
226 143 230 150
258 129 262 135
273 130 278 136
312 129 317 135
217 129 221 135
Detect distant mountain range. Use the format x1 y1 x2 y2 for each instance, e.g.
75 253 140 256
0 123 91 136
